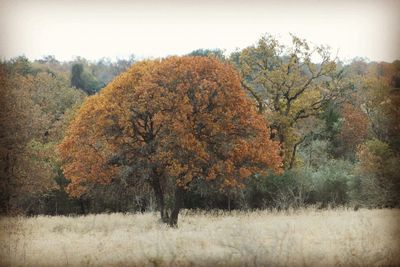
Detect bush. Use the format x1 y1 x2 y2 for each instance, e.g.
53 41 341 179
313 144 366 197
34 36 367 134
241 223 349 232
309 159 353 208
243 159 355 210
243 170 313 210
352 139 400 208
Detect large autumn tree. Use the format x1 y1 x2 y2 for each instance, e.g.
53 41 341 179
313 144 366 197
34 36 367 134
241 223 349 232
59 56 282 226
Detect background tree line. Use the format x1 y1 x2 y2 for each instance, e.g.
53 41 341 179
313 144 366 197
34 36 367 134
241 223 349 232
1 35 399 217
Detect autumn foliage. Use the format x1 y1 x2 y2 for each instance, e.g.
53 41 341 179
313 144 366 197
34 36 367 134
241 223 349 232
0 65 85 213
339 103 369 155
58 56 282 225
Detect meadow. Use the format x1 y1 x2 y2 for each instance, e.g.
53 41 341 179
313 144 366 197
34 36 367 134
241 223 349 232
1 208 399 267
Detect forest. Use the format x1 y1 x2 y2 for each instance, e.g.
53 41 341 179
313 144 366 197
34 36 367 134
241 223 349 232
1 35 399 225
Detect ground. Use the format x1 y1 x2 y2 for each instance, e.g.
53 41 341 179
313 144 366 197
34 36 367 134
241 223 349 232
1 208 399 266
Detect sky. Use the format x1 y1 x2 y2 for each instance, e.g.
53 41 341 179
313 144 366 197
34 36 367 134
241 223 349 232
0 0 399 62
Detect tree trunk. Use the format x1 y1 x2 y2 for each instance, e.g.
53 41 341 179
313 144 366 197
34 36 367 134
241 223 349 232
169 187 185 227
289 144 298 170
227 193 231 212
4 152 11 214
289 135 307 170
151 178 169 223
79 199 86 214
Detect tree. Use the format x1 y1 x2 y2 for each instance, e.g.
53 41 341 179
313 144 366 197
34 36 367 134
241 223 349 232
362 68 400 152
338 103 369 159
188 49 226 61
71 63 103 95
59 56 282 226
71 64 85 90
231 34 349 168
0 63 86 214
354 139 400 207
8 56 39 76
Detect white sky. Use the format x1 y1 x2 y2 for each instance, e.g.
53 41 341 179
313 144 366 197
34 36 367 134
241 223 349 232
0 0 399 62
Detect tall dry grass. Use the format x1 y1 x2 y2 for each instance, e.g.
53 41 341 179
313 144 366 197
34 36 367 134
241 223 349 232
1 208 399 266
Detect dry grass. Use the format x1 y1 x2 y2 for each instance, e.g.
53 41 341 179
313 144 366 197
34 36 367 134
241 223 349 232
1 208 399 267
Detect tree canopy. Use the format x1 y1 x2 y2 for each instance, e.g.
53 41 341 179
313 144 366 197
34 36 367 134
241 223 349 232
0 65 86 213
231 35 349 168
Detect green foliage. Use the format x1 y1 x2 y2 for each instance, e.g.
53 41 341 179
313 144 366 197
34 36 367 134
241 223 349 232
188 49 226 61
353 139 400 207
244 170 311 209
321 102 342 135
243 159 354 210
8 56 40 76
297 139 329 168
71 63 104 95
183 178 242 210
71 64 85 90
309 159 353 207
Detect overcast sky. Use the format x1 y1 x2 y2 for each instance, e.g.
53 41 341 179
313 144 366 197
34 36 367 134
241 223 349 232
0 0 399 62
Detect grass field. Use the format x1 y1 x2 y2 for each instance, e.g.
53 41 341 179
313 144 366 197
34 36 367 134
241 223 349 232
1 208 399 267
